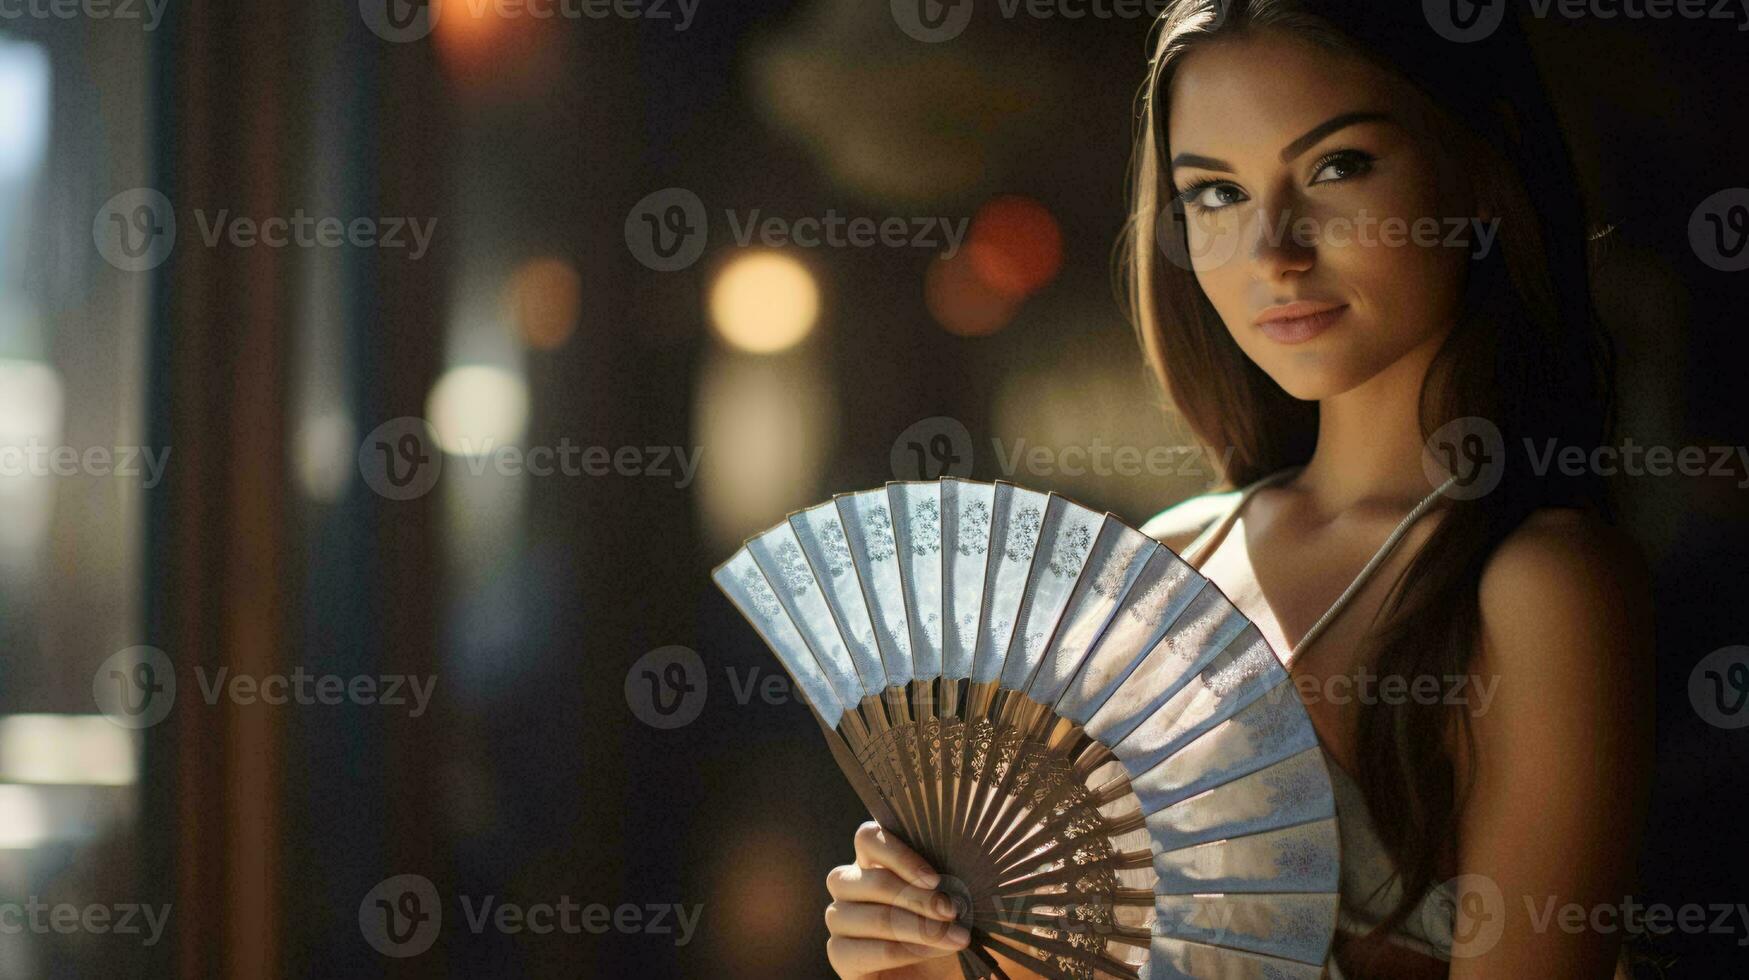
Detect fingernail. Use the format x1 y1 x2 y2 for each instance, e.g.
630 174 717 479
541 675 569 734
946 924 970 947
932 893 955 918
916 868 941 888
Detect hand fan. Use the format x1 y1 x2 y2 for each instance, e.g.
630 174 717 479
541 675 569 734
711 478 1341 979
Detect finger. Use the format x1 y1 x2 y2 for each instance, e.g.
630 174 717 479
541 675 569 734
826 901 970 950
826 865 960 921
827 935 962 978
852 821 940 888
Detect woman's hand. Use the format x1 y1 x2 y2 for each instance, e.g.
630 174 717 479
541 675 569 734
825 821 970 979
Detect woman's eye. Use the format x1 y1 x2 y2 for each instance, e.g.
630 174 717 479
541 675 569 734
1178 180 1245 212
1310 150 1375 185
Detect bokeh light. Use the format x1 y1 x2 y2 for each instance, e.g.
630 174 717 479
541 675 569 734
925 246 1021 338
966 195 1063 299
709 825 815 976
707 251 820 354
425 364 531 458
292 409 355 503
0 785 49 849
504 257 582 351
0 715 136 786
693 349 835 550
432 0 559 91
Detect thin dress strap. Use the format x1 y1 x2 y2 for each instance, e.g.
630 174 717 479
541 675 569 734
1182 467 1301 569
1186 468 1459 660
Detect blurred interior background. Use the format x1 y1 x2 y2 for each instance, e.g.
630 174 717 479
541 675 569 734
0 0 1745 976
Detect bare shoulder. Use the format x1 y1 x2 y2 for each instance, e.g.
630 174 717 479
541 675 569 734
1478 508 1650 631
1137 488 1239 552
1474 506 1653 689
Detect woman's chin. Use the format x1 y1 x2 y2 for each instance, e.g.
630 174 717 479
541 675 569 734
1264 371 1354 403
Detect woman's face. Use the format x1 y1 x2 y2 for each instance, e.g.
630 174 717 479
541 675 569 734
1165 31 1481 401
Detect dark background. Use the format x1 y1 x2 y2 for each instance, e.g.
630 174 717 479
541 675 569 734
0 0 1744 976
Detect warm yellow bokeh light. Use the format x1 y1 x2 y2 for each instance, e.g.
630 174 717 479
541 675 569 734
707 251 819 354
504 256 582 351
424 364 530 458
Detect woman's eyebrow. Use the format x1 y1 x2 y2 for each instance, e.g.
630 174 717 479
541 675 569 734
1170 110 1397 173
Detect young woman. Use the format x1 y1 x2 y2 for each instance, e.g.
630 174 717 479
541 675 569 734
823 2 1653 977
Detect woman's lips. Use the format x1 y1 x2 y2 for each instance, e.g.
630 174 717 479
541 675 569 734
1255 303 1348 344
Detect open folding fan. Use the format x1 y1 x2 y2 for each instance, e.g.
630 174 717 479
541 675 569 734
711 478 1341 979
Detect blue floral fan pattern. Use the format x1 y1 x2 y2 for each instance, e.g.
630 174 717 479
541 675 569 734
712 478 1340 979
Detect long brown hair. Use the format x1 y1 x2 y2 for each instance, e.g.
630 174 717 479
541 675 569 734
1116 0 1618 958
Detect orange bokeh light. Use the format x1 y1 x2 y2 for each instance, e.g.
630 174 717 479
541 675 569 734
965 195 1063 300
433 0 552 83
504 257 582 351
925 246 1020 338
